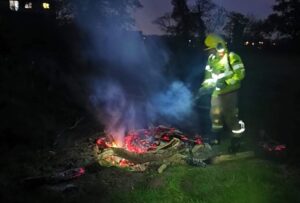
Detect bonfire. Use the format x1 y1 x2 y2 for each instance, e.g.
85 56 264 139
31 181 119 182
94 125 207 172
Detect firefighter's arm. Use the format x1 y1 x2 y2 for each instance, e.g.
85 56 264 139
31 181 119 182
201 65 215 88
201 55 216 88
196 64 215 98
226 52 245 85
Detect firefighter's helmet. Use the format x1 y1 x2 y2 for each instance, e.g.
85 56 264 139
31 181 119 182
204 33 226 51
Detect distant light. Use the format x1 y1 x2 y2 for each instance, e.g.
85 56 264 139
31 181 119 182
244 41 249 46
25 2 32 9
259 41 264 45
252 42 255 46
188 39 192 43
272 42 276 46
9 0 19 11
42 2 50 9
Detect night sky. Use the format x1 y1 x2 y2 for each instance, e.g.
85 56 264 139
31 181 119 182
133 0 276 35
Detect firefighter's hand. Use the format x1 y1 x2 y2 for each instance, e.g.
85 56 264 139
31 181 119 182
202 80 215 88
195 87 211 100
216 80 226 89
225 78 236 85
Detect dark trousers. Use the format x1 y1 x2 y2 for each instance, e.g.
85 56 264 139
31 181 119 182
210 91 242 137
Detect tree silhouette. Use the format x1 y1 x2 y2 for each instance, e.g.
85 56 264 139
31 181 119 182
153 13 176 35
190 0 215 41
170 0 194 38
154 0 215 41
58 0 142 29
267 0 300 40
224 12 249 46
244 17 267 41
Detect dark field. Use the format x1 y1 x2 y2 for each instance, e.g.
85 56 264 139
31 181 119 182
0 50 300 202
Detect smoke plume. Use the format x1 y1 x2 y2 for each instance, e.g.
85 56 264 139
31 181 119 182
74 2 195 145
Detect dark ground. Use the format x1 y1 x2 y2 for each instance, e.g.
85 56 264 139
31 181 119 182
0 13 300 200
1 48 300 202
241 50 300 161
1 3 300 202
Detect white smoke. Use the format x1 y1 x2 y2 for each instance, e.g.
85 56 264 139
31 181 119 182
76 2 196 143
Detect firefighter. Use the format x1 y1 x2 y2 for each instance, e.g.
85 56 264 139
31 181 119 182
199 34 245 152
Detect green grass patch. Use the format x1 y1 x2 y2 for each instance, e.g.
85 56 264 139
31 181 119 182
112 159 300 203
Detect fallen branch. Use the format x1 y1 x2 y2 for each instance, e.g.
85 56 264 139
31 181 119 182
111 138 183 164
22 167 85 187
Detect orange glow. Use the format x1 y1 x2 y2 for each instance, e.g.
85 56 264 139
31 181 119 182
95 126 205 169
106 140 122 148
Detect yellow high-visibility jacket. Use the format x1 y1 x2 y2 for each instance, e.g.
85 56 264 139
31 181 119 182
202 52 245 96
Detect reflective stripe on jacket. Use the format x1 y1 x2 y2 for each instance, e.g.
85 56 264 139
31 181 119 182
202 52 245 96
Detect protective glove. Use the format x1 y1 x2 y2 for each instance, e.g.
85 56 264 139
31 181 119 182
195 86 213 100
216 79 226 90
202 79 216 89
225 78 237 85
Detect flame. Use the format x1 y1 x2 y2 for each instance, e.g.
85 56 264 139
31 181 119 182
96 126 204 155
111 142 119 147
96 126 205 169
105 127 125 147
106 140 123 148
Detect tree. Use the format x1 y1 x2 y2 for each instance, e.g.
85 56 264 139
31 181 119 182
224 12 249 46
57 0 142 29
154 0 215 40
154 0 196 38
153 13 176 35
205 6 227 34
266 0 300 40
170 0 194 38
244 17 267 41
190 0 215 41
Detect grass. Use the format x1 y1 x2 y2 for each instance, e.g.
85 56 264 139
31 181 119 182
1 51 299 202
112 159 300 203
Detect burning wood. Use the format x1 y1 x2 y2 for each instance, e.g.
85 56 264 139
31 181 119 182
111 138 184 164
95 125 205 172
94 125 256 173
22 126 256 188
96 125 203 153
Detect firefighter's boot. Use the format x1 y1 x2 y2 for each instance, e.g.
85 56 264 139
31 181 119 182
210 131 221 145
228 137 241 153
228 120 245 153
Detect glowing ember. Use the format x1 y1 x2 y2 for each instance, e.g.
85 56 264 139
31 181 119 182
119 159 130 167
95 126 205 170
106 140 123 148
96 125 204 154
96 137 107 147
78 167 85 176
